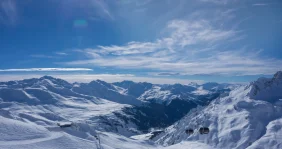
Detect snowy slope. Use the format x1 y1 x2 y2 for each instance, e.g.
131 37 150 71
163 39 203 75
0 75 241 149
0 115 215 149
153 71 282 149
0 76 234 134
0 76 141 137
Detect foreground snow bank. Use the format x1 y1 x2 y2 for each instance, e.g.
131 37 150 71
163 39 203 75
0 115 215 149
164 141 214 149
0 116 50 142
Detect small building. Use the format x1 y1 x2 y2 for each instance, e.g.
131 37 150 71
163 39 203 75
57 122 73 128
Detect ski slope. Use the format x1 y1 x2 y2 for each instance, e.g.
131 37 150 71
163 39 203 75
0 115 215 149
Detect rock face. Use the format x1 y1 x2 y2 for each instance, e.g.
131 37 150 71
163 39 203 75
153 71 282 149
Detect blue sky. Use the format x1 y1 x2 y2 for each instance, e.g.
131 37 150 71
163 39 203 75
0 0 282 84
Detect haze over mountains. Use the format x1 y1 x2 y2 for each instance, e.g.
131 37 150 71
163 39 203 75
0 71 281 149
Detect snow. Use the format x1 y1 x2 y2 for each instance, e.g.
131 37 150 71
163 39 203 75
1 73 281 149
248 118 282 149
192 86 210 95
164 141 214 149
0 116 50 142
0 117 212 149
153 71 282 149
138 86 172 103
131 133 154 140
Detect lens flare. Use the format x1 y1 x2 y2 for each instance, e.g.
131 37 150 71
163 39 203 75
73 19 88 28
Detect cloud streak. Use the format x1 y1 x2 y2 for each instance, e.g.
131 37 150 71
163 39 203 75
0 74 203 84
0 0 17 25
0 68 93 72
252 3 268 6
63 19 282 76
30 55 56 59
79 20 236 57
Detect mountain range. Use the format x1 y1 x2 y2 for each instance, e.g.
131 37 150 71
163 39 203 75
0 72 281 148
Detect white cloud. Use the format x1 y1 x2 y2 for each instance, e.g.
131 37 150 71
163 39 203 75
63 19 282 76
30 55 56 59
0 68 93 72
0 74 203 84
75 20 236 58
200 0 233 5
253 3 268 6
55 52 68 56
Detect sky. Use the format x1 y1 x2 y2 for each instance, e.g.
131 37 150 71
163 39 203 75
0 0 282 84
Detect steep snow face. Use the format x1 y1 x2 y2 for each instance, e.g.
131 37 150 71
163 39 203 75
154 72 282 149
248 118 282 149
72 80 141 105
0 76 142 137
248 71 282 102
114 81 153 98
138 86 173 103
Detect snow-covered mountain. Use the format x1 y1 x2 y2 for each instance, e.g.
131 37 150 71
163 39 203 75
0 76 141 137
0 76 234 135
0 75 241 149
153 71 282 149
113 81 235 131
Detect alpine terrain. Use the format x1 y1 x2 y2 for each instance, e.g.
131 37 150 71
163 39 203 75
153 71 282 149
0 71 281 149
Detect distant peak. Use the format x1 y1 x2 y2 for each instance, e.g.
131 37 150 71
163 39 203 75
203 82 219 85
273 71 282 81
121 80 135 83
96 79 108 83
248 71 282 100
40 76 55 80
188 82 198 86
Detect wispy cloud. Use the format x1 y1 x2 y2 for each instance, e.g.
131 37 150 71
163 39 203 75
55 52 68 56
30 55 56 59
31 52 68 59
0 68 93 72
61 0 114 21
91 0 114 20
252 3 268 6
62 18 282 76
67 20 236 57
0 74 203 84
200 0 233 5
0 0 17 25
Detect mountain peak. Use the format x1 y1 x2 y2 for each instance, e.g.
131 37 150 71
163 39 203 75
40 76 56 80
273 71 282 81
248 71 282 101
188 82 198 86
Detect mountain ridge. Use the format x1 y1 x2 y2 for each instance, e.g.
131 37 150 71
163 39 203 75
153 71 282 149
